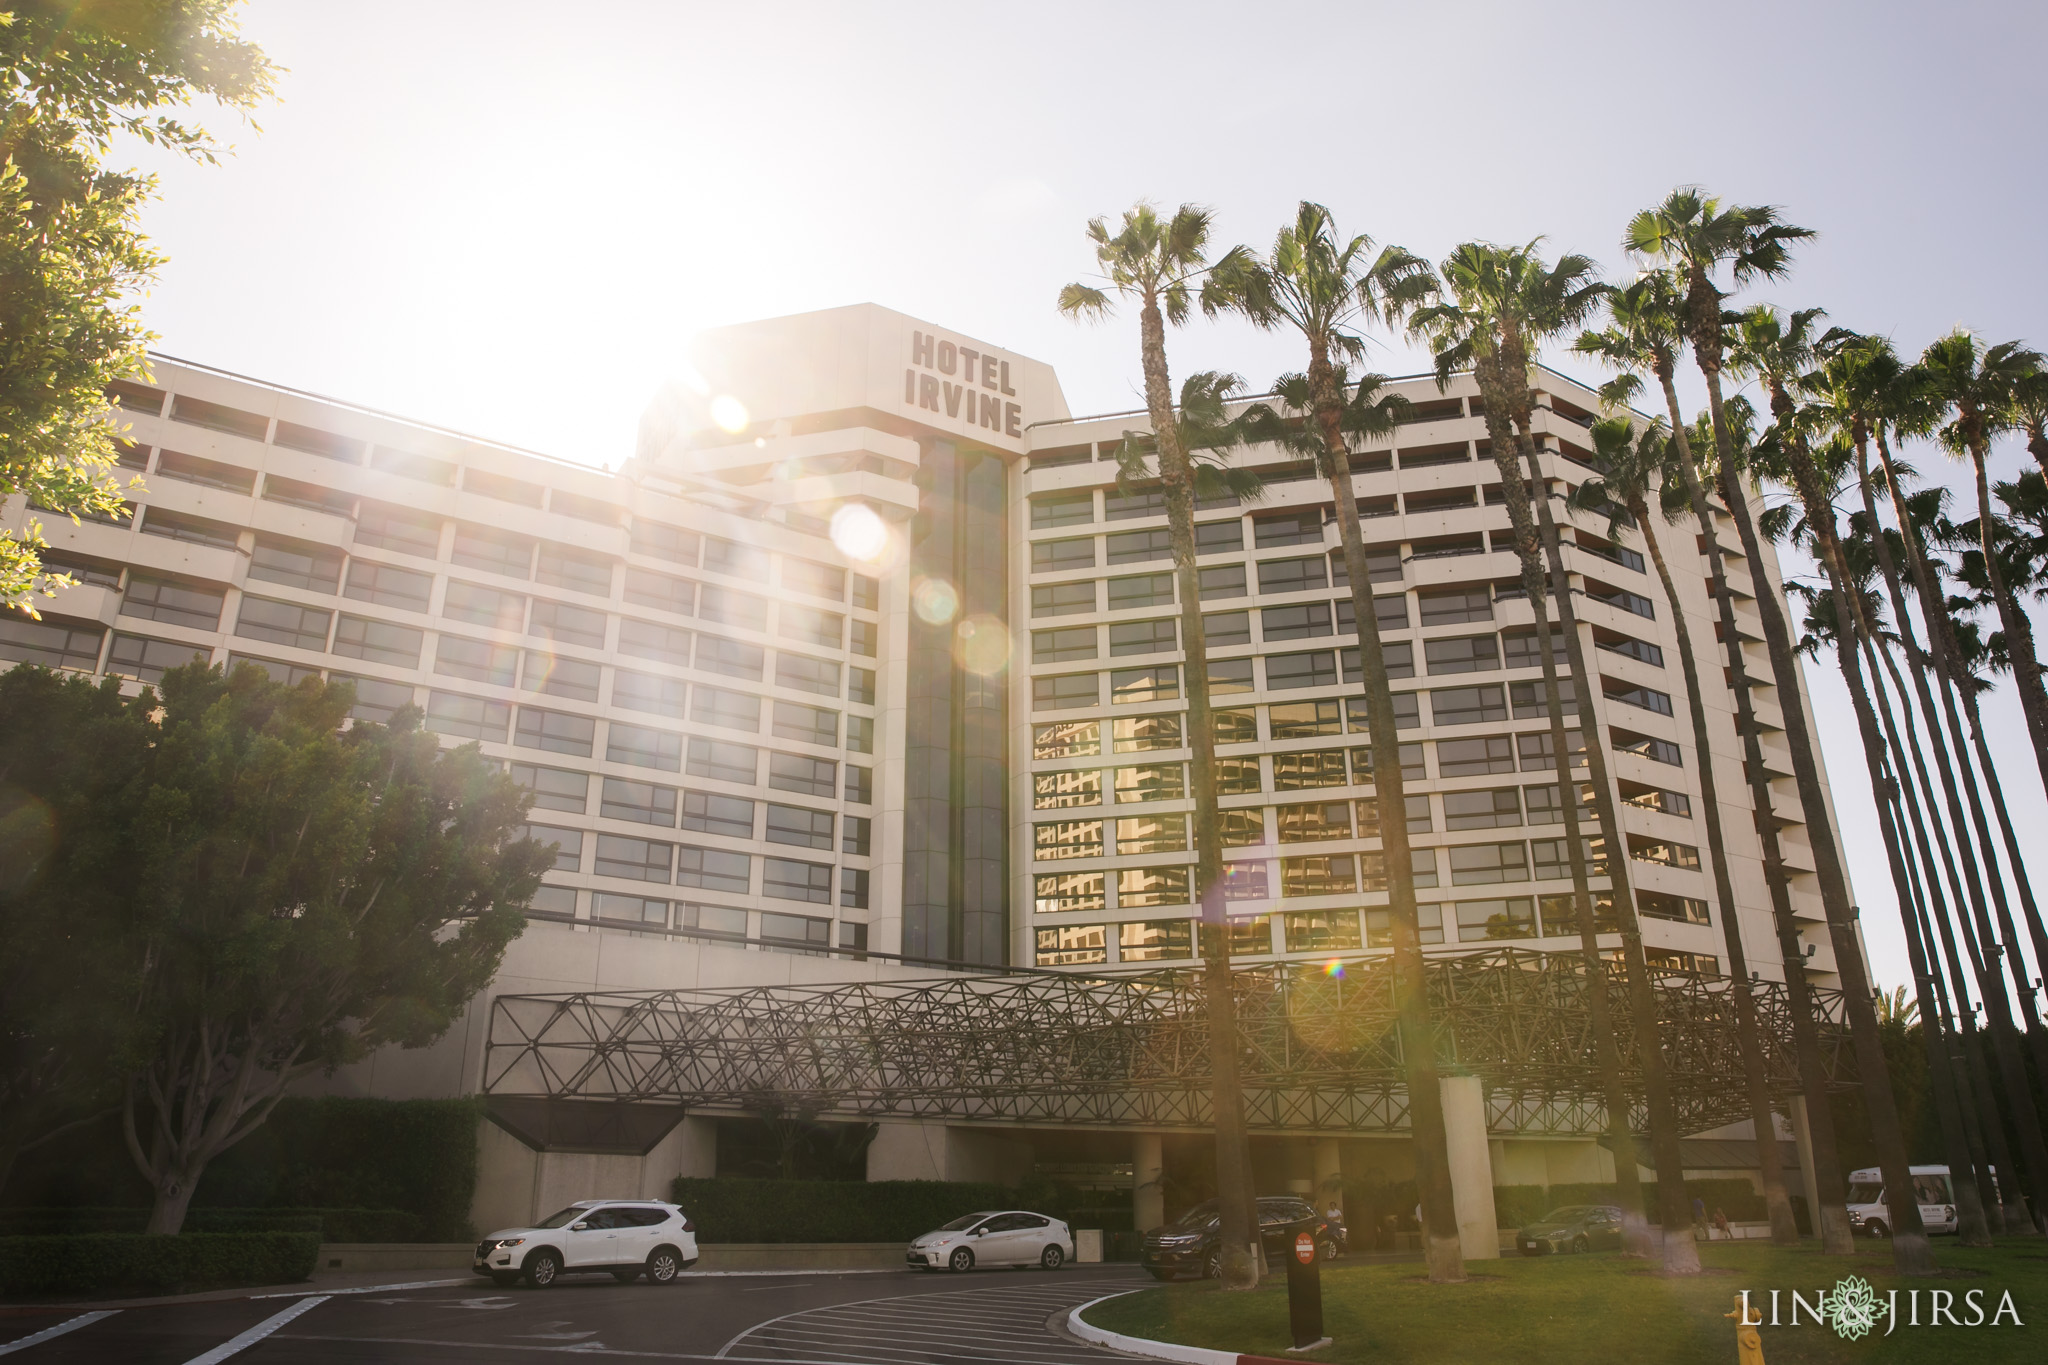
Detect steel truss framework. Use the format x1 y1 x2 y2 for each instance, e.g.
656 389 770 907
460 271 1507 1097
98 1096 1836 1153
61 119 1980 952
483 947 1854 1137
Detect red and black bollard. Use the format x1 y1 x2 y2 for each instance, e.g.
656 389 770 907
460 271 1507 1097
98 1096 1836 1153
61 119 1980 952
1285 1227 1329 1353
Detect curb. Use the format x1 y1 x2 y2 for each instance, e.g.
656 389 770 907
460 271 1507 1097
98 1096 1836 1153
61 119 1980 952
1067 1293 1310 1365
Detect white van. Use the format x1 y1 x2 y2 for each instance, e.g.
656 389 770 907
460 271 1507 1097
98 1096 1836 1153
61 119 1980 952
1845 1166 1960 1237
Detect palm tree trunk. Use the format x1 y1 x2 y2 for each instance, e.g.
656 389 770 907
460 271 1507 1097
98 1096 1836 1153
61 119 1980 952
1965 436 2048 799
1514 417 1699 1273
1632 489 1798 1244
1661 366 1853 1254
1774 437 1932 1272
1308 346 1464 1283
1136 295 1258 1287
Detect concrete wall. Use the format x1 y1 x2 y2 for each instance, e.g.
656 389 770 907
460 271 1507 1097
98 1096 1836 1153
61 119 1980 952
471 1114 717 1234
864 1121 1033 1185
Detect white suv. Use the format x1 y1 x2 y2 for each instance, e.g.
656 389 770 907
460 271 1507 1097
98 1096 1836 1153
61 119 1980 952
476 1200 700 1287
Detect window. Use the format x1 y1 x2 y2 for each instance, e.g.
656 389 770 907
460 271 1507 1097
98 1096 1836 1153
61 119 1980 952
107 380 165 415
1 619 103 672
848 667 876 706
1118 866 1191 908
1336 594 1410 634
611 668 687 716
619 569 695 625
1523 783 1596 827
1517 729 1588 772
843 814 871 856
1262 602 1333 641
1033 626 1097 663
1216 757 1263 795
536 543 613 596
763 856 832 904
1222 861 1270 900
520 823 584 872
1425 634 1499 675
1266 651 1339 691
443 581 526 631
463 468 545 509
1111 666 1177 704
170 394 266 439
1112 714 1181 752
234 596 330 651
775 653 840 697
1612 730 1683 766
451 525 533 578
1203 609 1250 647
1109 618 1174 656
779 605 843 648
1272 749 1349 790
333 674 413 725
249 538 342 593
589 834 668 883
1197 564 1247 600
1253 510 1323 548
1628 835 1702 870
1104 486 1166 520
1213 707 1257 745
1032 581 1096 617
227 655 318 686
601 777 678 826
1277 802 1351 842
435 635 518 686
1355 793 1432 836
852 574 879 611
687 738 758 786
514 763 588 813
676 844 750 893
1282 854 1356 897
1031 490 1094 528
1257 557 1328 595
1115 814 1186 854
773 700 838 748
1034 536 1097 571
1114 763 1184 803
698 583 768 629
1450 841 1530 885
680 789 755 838
592 893 668 927
1338 641 1413 684
1430 684 1508 726
843 615 879 661
1034 721 1099 758
272 417 364 461
371 447 456 486
354 505 441 559
1035 872 1106 915
845 715 874 753
691 632 761 679
121 576 226 629
1454 896 1536 941
1621 785 1692 817
1285 910 1362 953
1034 769 1103 809
1036 924 1108 965
1270 700 1343 739
629 521 699 565
1033 672 1099 711
769 752 837 797
762 803 833 851
1331 547 1403 586
1219 808 1265 846
1349 742 1426 784
677 900 748 940
1437 734 1515 777
702 536 766 579
424 690 509 742
1105 527 1170 564
1502 628 1570 671
1365 904 1443 947
1106 573 1174 610
139 507 239 550
1119 920 1193 962
607 720 684 771
1207 659 1254 695
692 685 761 732
40 552 120 588
333 615 424 668
1228 917 1274 955
344 560 432 612
841 868 870 909
1417 586 1493 626
1606 682 1675 717
1443 788 1522 830
781 557 845 600
1035 820 1104 860
1638 891 1712 924
1197 520 1243 555
1540 891 1617 936
514 705 593 756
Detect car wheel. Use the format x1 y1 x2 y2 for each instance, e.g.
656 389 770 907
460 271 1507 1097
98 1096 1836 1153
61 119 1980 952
1571 1236 1590 1255
490 1272 519 1288
1866 1221 1890 1240
948 1247 975 1273
524 1249 562 1288
1040 1244 1065 1271
1203 1249 1221 1280
1319 1239 1339 1263
646 1246 682 1284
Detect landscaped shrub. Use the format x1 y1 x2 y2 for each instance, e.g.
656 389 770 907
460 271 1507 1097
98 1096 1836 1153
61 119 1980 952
0 1231 319 1296
670 1177 1128 1243
0 1208 424 1242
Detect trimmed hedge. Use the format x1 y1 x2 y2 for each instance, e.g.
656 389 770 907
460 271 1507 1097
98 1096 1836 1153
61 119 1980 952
0 1231 320 1297
0 1207 424 1242
671 1177 1129 1243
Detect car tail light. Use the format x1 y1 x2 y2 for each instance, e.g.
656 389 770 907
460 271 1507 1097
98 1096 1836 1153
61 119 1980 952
682 1218 695 1233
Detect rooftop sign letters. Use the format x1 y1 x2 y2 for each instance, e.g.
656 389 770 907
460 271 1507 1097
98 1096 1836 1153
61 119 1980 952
905 329 1024 438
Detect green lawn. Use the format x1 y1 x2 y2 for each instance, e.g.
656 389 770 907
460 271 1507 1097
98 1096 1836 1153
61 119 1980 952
1082 1242 2047 1364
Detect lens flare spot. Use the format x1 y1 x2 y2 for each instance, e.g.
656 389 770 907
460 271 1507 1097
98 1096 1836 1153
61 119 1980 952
1324 959 1346 979
709 395 749 433
955 613 1011 676
831 503 890 562
912 577 959 626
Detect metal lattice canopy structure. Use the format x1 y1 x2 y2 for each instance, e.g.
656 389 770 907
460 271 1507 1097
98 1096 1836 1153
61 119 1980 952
483 947 1854 1137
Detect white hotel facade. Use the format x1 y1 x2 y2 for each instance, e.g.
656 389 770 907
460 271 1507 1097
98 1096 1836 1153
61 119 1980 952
0 305 1850 1229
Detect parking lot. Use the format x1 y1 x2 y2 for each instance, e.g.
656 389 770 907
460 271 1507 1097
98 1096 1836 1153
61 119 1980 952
0 1265 1153 1365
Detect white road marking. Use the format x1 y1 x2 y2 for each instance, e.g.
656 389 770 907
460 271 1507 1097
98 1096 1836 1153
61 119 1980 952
0 1311 119 1356
253 1277 470 1298
181 1295 330 1364
717 1278 1151 1365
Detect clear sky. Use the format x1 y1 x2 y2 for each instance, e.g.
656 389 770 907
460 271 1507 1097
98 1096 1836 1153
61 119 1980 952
126 0 2048 997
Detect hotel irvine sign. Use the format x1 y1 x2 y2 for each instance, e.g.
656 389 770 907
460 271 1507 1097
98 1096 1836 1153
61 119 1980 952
904 329 1027 440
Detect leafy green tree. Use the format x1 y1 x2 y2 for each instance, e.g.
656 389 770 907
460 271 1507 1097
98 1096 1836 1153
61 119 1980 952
1058 204 1263 1288
115 663 550 1233
0 0 274 612
1206 201 1468 1282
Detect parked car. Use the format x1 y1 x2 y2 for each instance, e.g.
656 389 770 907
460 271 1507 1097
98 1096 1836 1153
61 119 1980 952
1515 1204 1625 1255
906 1210 1074 1271
1847 1165 1968 1237
475 1200 699 1287
1140 1196 1331 1281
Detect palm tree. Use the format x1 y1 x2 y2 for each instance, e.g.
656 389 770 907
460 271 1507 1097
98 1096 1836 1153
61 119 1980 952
1873 985 1919 1028
1057 203 1261 1288
1204 202 1468 1282
1571 416 1799 1246
1733 307 1934 1271
2009 364 2048 482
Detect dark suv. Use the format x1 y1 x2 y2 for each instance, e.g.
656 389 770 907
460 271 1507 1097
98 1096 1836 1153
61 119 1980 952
1140 1196 1331 1280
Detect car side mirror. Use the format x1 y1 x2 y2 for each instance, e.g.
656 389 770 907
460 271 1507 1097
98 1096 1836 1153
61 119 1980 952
571 1222 590 1231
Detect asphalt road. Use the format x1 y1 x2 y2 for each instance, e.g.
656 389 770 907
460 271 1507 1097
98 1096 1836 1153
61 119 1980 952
0 1265 1155 1364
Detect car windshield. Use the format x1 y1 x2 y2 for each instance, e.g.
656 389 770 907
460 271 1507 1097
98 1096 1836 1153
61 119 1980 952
1540 1207 1595 1222
1847 1183 1884 1204
533 1206 592 1229
1166 1200 1218 1230
936 1214 993 1233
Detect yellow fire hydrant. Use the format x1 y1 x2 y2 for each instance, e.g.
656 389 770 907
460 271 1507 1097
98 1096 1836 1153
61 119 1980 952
1725 1295 1765 1365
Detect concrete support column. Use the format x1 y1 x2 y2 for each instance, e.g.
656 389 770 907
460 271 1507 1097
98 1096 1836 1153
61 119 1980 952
1312 1137 1343 1219
1439 1075 1500 1260
1133 1133 1165 1232
1790 1096 1820 1228
867 1120 949 1182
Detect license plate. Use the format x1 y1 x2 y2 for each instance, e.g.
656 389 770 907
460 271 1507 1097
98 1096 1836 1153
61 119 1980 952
1524 1242 1537 1249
